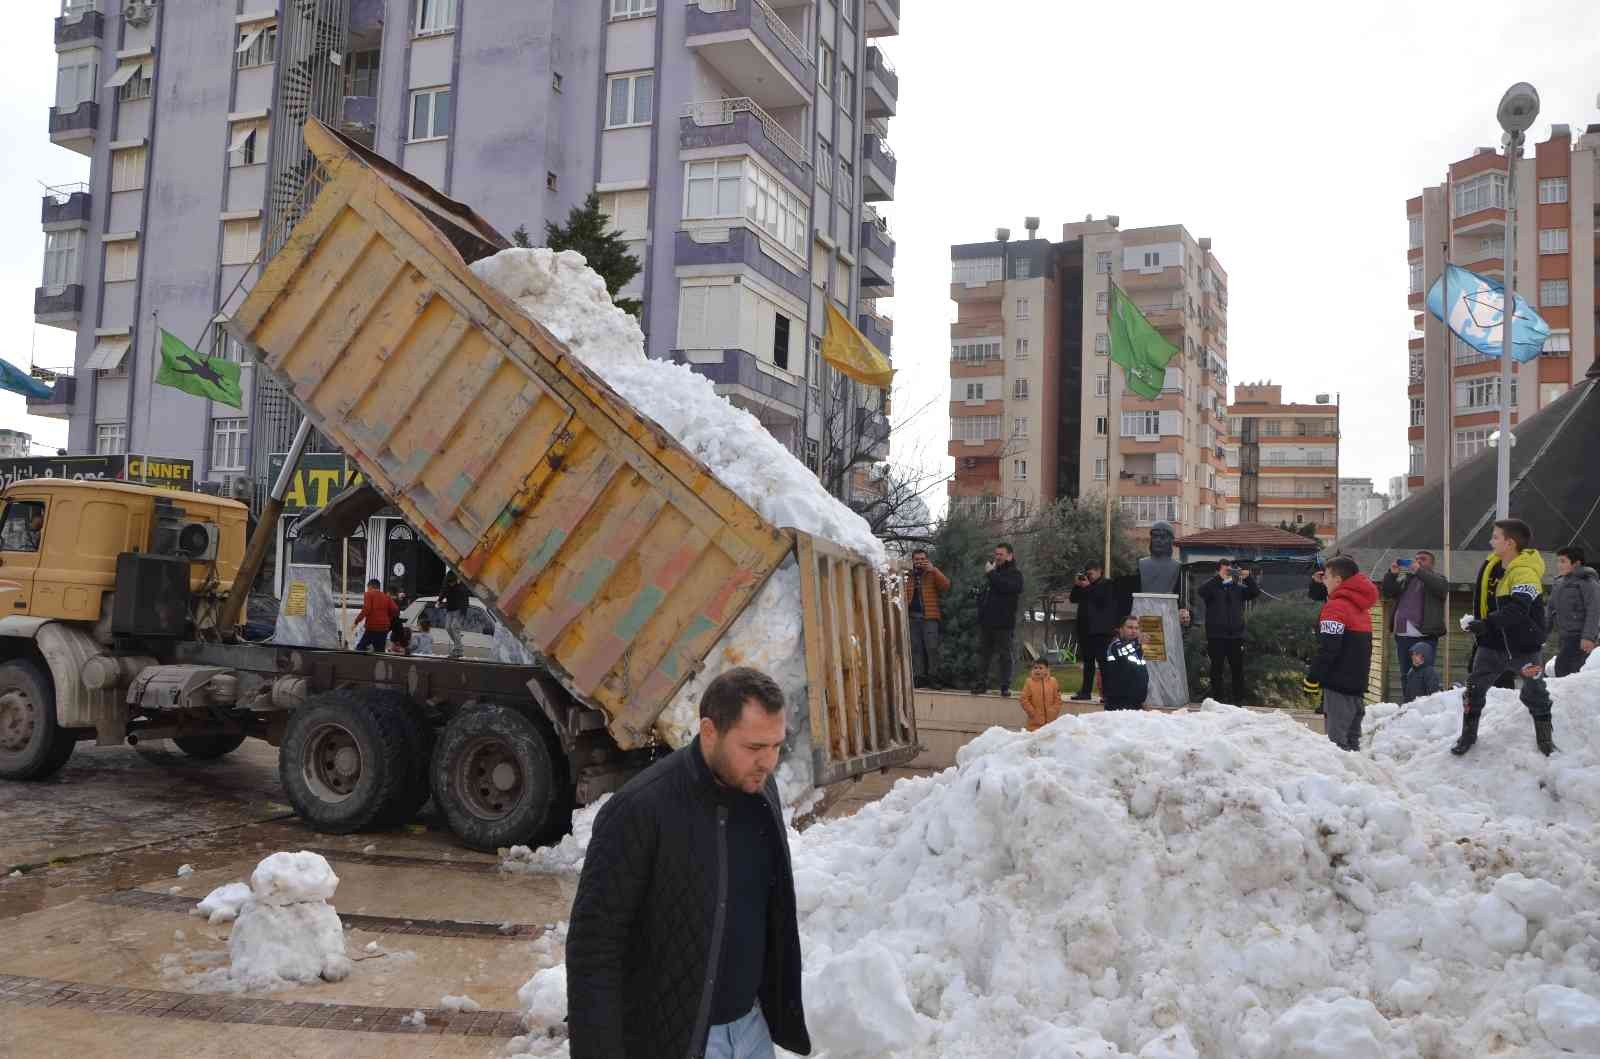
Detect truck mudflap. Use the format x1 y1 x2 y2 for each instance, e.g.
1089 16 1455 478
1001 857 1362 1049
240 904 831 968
33 622 123 744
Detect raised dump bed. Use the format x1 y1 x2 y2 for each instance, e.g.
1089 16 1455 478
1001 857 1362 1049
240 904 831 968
228 120 917 784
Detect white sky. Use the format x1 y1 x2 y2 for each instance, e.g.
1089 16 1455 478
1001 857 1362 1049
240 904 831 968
3 1 1596 493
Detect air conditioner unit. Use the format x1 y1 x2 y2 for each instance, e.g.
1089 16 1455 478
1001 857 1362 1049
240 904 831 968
175 522 221 561
124 1 156 25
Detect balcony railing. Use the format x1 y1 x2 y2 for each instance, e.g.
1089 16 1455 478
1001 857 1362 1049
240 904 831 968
866 45 899 96
691 0 813 75
55 5 103 45
682 97 806 166
41 183 92 227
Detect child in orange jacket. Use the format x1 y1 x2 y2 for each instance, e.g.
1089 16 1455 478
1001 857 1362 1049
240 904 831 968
1019 659 1062 731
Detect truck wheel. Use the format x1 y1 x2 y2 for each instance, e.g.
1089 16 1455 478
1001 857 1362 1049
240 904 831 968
0 660 77 781
173 733 248 759
431 703 569 852
375 692 434 828
279 689 409 834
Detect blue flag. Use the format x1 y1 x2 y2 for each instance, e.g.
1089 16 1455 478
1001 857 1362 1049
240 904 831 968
1425 263 1550 363
0 359 53 401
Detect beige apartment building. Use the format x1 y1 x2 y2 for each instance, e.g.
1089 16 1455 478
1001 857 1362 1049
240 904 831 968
1405 122 1600 491
1222 383 1340 546
948 216 1229 541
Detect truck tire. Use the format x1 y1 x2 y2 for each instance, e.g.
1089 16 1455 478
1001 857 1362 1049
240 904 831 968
279 689 410 834
0 660 77 781
431 703 570 852
173 733 248 759
375 692 434 828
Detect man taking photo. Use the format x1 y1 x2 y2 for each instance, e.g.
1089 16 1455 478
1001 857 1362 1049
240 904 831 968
1380 550 1448 684
1068 561 1116 702
566 667 810 1059
904 548 951 689
973 543 1024 697
1197 559 1259 705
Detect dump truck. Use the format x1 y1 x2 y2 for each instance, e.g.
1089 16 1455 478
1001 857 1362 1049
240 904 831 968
0 121 918 851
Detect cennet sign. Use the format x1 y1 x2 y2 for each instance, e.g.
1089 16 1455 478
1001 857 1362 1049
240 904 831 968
0 454 195 491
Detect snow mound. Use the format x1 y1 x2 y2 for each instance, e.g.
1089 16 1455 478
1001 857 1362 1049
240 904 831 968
440 993 481 1013
519 965 568 1028
503 799 609 876
192 881 251 925
249 850 339 906
471 248 885 568
228 900 351 988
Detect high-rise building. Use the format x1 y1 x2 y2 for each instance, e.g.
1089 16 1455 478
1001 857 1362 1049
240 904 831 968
947 216 1229 537
1404 123 1599 491
1389 474 1410 504
1223 382 1340 545
0 430 32 459
35 0 900 500
1337 476 1389 539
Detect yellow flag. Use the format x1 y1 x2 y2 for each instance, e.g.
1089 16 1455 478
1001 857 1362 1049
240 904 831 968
820 303 894 388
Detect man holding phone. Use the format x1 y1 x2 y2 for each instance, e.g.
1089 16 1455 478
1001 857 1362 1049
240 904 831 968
904 548 951 688
1197 559 1260 704
1380 550 1448 684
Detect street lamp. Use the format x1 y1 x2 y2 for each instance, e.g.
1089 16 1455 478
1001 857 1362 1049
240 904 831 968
1494 82 1539 519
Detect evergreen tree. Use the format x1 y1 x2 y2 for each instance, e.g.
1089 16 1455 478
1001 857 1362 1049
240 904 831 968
926 510 990 692
511 224 532 249
542 193 643 317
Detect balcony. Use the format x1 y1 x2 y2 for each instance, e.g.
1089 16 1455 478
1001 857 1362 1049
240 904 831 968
681 98 809 190
862 132 896 201
864 0 900 37
674 227 808 300
55 6 103 47
857 407 891 460
685 0 813 110
49 101 98 156
34 284 83 331
670 347 802 418
25 371 76 420
41 183 91 228
857 310 892 358
859 209 894 298
863 46 898 118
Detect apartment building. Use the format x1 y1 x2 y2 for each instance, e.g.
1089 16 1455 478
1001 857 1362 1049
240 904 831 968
1222 382 1340 545
34 0 900 502
948 216 1229 538
0 431 32 459
1336 476 1389 539
1404 122 1599 490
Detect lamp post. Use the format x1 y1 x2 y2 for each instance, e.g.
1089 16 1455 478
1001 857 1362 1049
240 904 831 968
1493 82 1539 520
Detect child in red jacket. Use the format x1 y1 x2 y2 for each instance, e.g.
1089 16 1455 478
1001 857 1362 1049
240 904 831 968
1308 556 1378 751
353 578 399 653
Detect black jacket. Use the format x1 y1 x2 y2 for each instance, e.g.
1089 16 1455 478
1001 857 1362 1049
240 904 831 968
566 740 810 1059
1197 575 1260 640
1403 641 1442 702
1069 577 1117 636
978 561 1024 630
1380 565 1449 638
1100 637 1149 705
441 578 469 612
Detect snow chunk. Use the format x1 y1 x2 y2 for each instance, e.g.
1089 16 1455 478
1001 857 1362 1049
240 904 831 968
518 965 567 1028
176 864 194 877
440 993 480 1013
1528 985 1600 1052
803 943 922 1057
228 900 351 986
401 1009 427 1027
192 881 251 925
249 850 339 906
471 248 885 568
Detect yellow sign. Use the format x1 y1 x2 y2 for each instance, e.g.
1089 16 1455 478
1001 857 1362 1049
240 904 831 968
1138 615 1167 662
283 581 309 617
126 455 195 490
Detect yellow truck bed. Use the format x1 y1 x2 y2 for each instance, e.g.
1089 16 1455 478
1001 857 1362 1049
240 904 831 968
229 121 916 782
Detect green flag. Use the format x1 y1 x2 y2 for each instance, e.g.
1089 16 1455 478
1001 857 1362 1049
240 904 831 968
155 329 243 409
1108 285 1178 400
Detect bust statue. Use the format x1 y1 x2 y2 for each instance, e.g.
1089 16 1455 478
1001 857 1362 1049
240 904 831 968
1138 521 1181 596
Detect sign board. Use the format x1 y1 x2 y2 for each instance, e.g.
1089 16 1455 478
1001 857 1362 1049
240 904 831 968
1137 614 1168 663
283 580 309 617
0 454 195 492
267 451 367 512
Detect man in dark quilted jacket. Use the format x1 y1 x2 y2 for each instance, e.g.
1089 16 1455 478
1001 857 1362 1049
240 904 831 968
567 667 810 1059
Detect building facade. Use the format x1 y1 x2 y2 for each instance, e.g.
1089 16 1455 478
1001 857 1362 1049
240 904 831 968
36 0 900 500
0 431 32 460
1336 476 1389 540
948 216 1229 539
1223 382 1340 546
1404 122 1599 491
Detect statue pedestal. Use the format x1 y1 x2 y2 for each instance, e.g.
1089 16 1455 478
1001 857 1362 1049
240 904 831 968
1132 593 1189 707
273 564 341 649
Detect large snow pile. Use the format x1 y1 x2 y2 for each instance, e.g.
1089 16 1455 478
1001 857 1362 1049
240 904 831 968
188 851 352 989
470 248 885 568
511 667 1600 1058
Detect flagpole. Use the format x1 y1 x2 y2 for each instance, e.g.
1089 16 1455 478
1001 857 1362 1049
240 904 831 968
1440 196 1454 683
1495 135 1519 520
1104 270 1114 577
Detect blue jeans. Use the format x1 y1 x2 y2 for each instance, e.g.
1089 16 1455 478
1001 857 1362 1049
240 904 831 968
704 1005 775 1059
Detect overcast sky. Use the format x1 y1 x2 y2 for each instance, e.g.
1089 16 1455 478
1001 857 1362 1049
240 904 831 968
4 1 1597 496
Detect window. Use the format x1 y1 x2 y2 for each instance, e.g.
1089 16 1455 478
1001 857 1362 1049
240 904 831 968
1014 298 1030 319
228 119 269 167
1540 382 1569 406
1542 332 1572 356
552 72 563 93
1407 216 1423 248
950 257 1001 286
546 172 559 191
964 382 984 401
236 23 278 68
42 230 81 288
1094 416 1108 437
1455 376 1516 411
1120 495 1180 527
1477 236 1505 260
409 87 452 141
96 423 127 456
677 282 737 350
1120 410 1162 437
816 136 832 189
837 157 853 204
1538 228 1569 255
1013 460 1027 481
1408 262 1423 293
1011 257 1032 280
1094 374 1108 397
0 501 46 553
1539 279 1569 307
1095 251 1112 274
1538 177 1568 204
1012 417 1028 436
685 158 742 218
1094 333 1108 356
104 239 138 283
345 49 380 97
1453 172 1506 216
213 330 247 364
1408 348 1424 383
803 437 819 471
221 218 262 266
212 418 248 472
772 312 790 370
1262 419 1282 436
831 258 851 305
950 415 1001 443
951 338 1001 363
56 54 96 109
597 189 650 242
817 41 834 91
415 0 456 34
1012 379 1029 400
110 145 146 191
1094 457 1107 481
1409 441 1424 475
1454 427 1493 462
838 66 854 109
610 0 657 17
1007 337 1026 358
808 338 822 394
118 63 153 102
606 72 654 128
1095 291 1108 315
1142 251 1161 268
1408 395 1424 427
